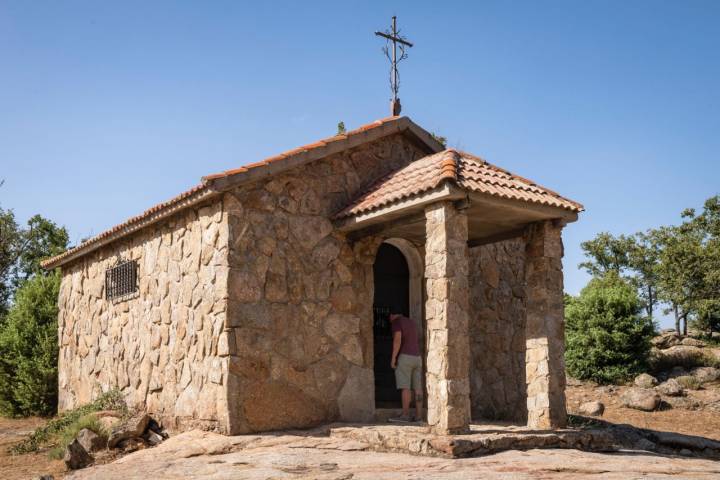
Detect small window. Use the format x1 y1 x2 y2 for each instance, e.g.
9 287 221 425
105 259 138 301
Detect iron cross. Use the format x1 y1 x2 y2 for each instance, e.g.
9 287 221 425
375 16 413 116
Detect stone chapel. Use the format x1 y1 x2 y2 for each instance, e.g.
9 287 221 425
43 116 583 435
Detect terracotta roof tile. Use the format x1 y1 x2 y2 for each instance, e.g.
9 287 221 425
335 149 584 219
202 116 400 181
41 183 215 269
42 116 425 269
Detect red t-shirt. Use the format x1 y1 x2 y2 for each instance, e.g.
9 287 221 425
391 315 421 356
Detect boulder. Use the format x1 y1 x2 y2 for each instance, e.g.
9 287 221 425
143 430 164 446
63 439 93 470
108 412 150 448
76 428 107 452
665 396 702 410
691 366 720 384
655 346 706 369
634 373 658 389
578 401 604 416
95 410 123 431
621 388 661 411
681 337 706 347
656 379 684 397
652 332 681 349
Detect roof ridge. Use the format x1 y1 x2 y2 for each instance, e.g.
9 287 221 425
203 116 402 182
44 115 445 269
437 149 460 184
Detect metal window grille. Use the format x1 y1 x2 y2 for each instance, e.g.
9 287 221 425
105 259 138 301
373 306 391 334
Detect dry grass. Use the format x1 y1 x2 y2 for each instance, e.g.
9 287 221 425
566 381 720 441
0 416 66 480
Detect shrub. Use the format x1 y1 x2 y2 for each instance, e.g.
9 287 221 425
676 375 702 390
565 272 655 384
48 413 108 460
10 388 126 455
702 352 720 369
0 272 60 416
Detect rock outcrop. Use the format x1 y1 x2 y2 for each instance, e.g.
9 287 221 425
76 428 107 453
578 401 605 416
634 373 658 389
656 379 684 397
64 439 93 470
692 366 720 384
621 388 661 411
108 413 150 448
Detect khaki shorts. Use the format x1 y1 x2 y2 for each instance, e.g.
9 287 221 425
395 354 422 390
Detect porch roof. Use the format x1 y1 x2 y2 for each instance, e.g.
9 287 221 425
335 149 583 245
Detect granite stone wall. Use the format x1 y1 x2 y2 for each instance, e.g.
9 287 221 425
468 238 528 423
56 132 569 434
424 201 471 434
222 134 427 433
524 220 567 429
58 200 231 432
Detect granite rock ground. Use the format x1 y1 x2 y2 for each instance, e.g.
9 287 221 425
65 429 720 480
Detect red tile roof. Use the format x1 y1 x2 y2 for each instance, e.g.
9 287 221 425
41 184 217 269
42 116 440 269
335 149 584 219
202 116 403 182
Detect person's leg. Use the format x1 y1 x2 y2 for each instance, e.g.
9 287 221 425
401 388 412 417
411 356 423 421
390 354 413 422
414 389 423 421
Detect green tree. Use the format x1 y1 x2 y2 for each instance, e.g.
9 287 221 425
626 232 661 320
0 271 61 416
0 206 22 317
653 225 699 335
654 196 720 335
565 272 654 384
579 232 634 276
579 232 660 320
16 215 70 280
0 207 68 318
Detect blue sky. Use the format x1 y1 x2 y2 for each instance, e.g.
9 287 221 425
1 1 718 328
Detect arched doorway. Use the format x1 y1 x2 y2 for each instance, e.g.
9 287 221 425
373 243 408 407
372 239 424 408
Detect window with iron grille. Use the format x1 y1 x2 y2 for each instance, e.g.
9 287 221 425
105 259 138 301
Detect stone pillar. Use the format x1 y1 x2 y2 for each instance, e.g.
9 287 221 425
524 221 567 429
424 201 471 434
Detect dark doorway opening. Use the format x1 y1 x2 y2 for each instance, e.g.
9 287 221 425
373 243 410 408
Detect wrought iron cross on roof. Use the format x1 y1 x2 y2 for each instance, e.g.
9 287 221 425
375 16 413 116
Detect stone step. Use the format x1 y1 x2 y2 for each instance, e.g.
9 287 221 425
329 424 617 458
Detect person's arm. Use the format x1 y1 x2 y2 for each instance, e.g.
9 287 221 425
391 331 402 369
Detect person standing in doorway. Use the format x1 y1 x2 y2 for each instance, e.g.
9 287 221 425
388 308 423 423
